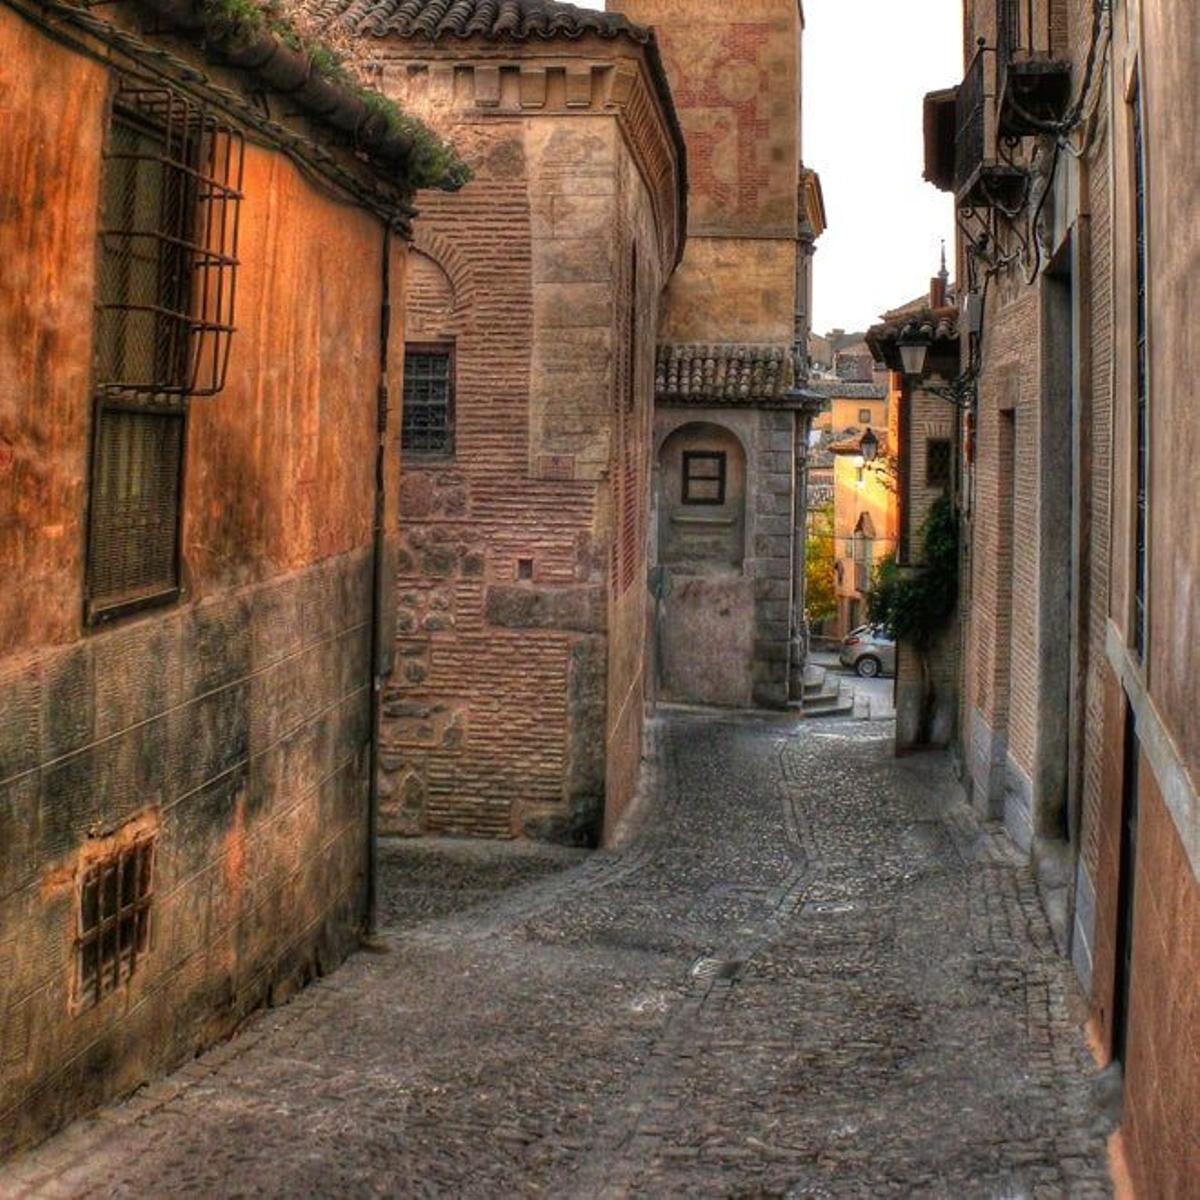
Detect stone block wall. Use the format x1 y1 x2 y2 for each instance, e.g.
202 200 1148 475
653 406 797 711
0 554 373 1156
372 45 680 844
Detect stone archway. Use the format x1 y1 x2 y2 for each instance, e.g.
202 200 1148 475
654 420 754 707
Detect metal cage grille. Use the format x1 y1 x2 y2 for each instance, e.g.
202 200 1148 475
76 837 155 1011
402 348 455 454
96 81 244 398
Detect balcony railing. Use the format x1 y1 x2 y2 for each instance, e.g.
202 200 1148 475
954 48 988 195
996 0 1072 136
924 44 1026 211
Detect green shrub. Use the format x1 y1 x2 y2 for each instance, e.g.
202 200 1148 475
867 494 958 652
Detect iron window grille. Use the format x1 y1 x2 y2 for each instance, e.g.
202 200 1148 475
682 451 727 506
76 836 155 1011
87 81 244 623
402 344 455 455
858 409 873 425
927 438 953 489
96 80 244 399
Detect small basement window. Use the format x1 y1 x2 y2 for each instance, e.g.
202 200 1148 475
682 451 727 506
402 344 455 456
76 834 155 1011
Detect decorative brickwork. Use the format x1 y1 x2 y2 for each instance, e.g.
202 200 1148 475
365 32 682 843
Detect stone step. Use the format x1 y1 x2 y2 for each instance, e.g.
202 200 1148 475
802 664 827 691
802 697 857 719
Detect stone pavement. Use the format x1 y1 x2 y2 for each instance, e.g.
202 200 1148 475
2 713 1113 1198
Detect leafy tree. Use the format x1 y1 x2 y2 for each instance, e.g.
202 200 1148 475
867 494 959 742
805 501 837 628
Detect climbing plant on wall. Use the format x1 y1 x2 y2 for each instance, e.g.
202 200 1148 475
867 494 958 742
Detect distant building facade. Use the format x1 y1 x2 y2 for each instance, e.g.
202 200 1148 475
334 0 686 843
613 0 826 709
808 379 894 640
0 0 433 1154
922 0 1199 1189
867 279 961 750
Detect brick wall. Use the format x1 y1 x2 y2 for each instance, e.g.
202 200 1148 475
1078 0 1200 1188
374 50 678 844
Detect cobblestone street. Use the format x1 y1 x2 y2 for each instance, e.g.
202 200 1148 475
4 713 1113 1198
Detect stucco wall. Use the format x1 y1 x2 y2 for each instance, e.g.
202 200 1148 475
0 9 400 1154
653 406 796 710
658 237 797 345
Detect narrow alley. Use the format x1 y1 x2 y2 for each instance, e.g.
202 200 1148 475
5 713 1112 1198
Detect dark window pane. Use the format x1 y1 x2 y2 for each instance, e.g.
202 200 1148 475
682 452 727 506
81 872 99 934
402 349 454 454
927 439 952 488
89 407 184 609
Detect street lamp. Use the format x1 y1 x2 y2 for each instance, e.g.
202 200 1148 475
898 331 931 378
860 427 879 465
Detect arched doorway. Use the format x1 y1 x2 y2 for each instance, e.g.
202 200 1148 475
654 421 754 707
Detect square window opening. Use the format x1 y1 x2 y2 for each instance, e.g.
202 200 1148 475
927 438 952 489
682 451 727 506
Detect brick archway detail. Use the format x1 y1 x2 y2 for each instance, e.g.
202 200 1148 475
411 226 477 329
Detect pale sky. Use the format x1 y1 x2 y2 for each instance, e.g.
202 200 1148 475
578 0 962 335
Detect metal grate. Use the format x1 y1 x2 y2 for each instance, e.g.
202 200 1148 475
402 346 454 454
926 438 952 489
955 47 989 194
76 837 155 1011
96 81 244 398
88 403 185 614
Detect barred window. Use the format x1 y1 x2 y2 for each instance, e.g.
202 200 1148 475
682 451 727 506
76 836 155 1011
87 82 243 624
402 345 455 456
858 409 872 424
926 438 952 489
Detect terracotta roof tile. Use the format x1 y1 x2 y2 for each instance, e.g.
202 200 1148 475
808 380 888 400
866 304 960 372
324 0 648 42
655 344 795 404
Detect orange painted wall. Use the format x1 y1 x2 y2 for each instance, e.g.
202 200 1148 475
0 15 108 657
0 5 404 1155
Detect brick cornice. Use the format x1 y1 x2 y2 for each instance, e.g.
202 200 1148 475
367 37 685 276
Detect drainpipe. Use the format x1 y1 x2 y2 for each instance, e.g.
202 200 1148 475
364 224 392 943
